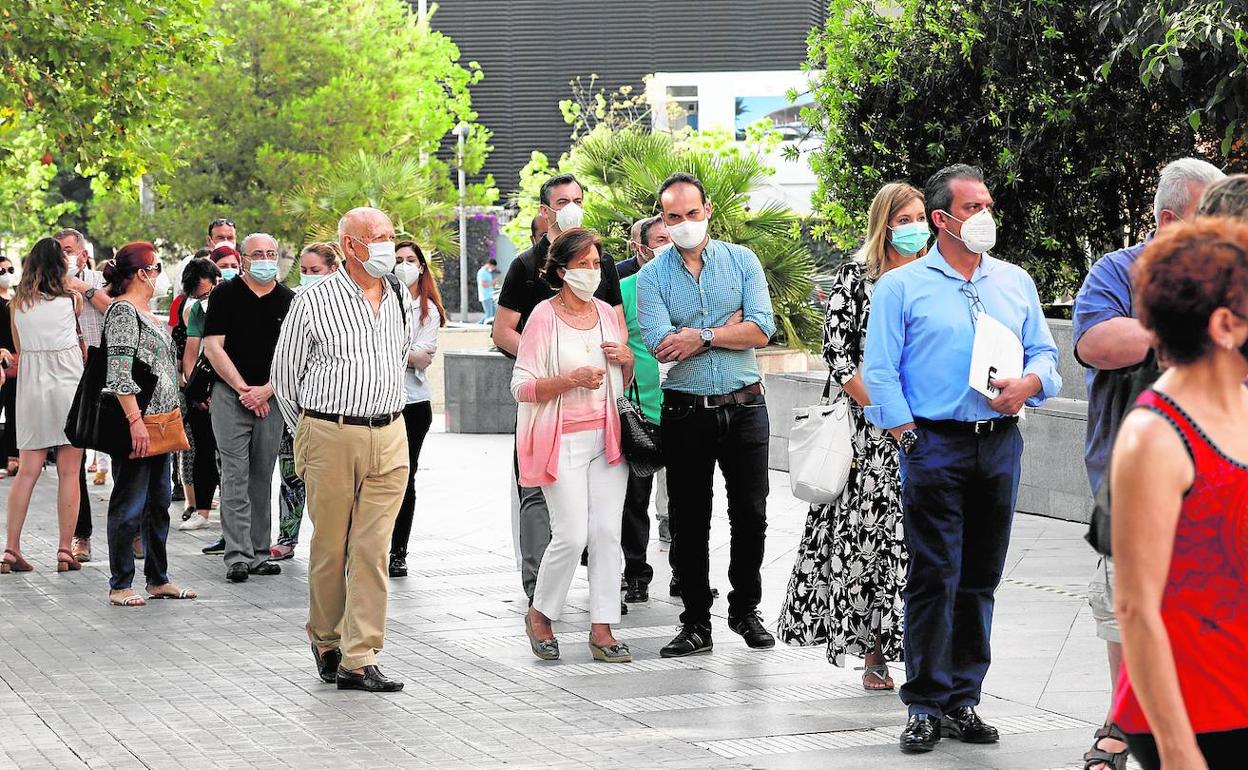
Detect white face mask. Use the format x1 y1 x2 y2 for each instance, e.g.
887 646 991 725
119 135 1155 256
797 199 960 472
554 202 584 231
394 262 422 287
0 274 11 289
66 260 79 278
153 270 172 297
562 268 600 302
351 238 396 278
944 209 996 254
666 217 709 250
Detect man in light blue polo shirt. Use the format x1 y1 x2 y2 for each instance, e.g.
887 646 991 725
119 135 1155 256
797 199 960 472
863 164 1060 753
638 172 777 659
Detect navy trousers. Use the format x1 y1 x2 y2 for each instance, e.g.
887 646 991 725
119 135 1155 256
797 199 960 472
898 423 1022 717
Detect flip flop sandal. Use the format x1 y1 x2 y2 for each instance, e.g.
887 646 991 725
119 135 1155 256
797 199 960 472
1083 722 1129 770
109 591 147 607
146 585 197 600
857 663 895 691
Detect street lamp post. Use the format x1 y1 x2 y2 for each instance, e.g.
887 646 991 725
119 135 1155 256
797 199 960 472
453 123 470 324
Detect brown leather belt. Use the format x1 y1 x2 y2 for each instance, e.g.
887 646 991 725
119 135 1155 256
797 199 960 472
663 382 765 409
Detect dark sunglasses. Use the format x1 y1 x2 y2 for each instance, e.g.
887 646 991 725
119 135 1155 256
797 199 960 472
209 217 235 229
138 263 163 274
0 266 13 275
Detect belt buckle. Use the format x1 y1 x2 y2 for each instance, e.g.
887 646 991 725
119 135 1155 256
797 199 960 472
973 420 992 435
699 395 717 410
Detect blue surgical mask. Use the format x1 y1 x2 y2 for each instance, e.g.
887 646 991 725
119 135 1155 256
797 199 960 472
219 268 239 281
888 221 930 256
248 260 279 283
300 273 327 288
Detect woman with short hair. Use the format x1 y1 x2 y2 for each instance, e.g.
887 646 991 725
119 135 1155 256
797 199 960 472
176 257 222 532
778 182 927 690
513 228 634 662
1111 218 1248 769
1 238 85 574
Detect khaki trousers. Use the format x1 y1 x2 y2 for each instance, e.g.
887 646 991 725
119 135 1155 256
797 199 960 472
295 414 408 670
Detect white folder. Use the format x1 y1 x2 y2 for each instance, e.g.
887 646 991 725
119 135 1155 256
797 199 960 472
968 312 1024 399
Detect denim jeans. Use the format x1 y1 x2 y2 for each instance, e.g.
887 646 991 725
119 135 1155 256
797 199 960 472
106 452 172 591
898 422 1022 717
661 391 770 628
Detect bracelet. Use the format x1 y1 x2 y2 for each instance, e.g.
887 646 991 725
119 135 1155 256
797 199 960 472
126 412 142 425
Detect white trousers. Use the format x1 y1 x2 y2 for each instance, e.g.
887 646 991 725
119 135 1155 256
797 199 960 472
533 428 629 624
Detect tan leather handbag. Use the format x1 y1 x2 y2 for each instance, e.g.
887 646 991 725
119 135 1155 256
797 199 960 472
142 408 191 457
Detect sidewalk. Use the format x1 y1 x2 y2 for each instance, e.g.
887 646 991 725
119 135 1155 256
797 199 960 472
0 426 1120 769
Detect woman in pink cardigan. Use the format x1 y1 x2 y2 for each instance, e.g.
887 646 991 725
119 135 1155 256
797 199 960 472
512 228 635 663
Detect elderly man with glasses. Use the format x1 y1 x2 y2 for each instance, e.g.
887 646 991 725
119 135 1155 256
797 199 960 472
863 164 1060 754
202 232 294 583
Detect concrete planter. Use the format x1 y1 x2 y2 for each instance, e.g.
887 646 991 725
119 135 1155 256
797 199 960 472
443 350 517 434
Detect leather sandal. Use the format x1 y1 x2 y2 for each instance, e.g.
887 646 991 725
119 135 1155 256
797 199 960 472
56 549 81 572
0 548 33 574
109 590 146 607
857 662 895 691
525 613 559 660
1083 723 1129 770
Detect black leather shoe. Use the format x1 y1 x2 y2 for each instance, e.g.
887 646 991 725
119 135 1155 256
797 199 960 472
336 665 404 692
728 612 776 649
311 643 341 684
660 625 713 658
900 714 941 752
941 707 999 743
226 563 249 583
249 561 281 576
624 578 648 603
388 553 407 578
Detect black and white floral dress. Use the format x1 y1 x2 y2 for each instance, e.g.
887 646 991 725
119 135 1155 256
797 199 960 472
777 260 908 665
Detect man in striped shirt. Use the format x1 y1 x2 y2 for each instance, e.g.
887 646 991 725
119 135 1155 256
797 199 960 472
271 207 412 693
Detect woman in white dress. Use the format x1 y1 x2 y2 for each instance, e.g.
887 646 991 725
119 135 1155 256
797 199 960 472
1 238 86 574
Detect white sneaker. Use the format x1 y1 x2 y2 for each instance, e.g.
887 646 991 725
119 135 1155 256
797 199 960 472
178 514 210 531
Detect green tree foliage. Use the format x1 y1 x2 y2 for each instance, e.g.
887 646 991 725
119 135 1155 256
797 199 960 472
90 0 493 253
805 0 1205 299
1094 0 1248 157
511 125 820 350
0 0 213 179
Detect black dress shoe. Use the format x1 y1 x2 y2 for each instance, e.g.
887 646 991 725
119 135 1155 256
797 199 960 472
900 714 941 753
728 612 776 649
624 578 649 603
311 643 341 684
226 563 249 583
202 537 225 555
941 706 999 743
660 625 713 658
336 665 404 692
249 561 281 576
388 553 407 578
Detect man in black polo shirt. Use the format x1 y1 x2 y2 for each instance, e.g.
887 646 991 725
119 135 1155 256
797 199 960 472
203 232 295 583
493 173 624 603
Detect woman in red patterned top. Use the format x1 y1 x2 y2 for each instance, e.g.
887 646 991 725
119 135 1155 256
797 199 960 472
1111 217 1248 770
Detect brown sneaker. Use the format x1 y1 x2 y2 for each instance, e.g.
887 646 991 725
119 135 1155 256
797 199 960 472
72 536 92 563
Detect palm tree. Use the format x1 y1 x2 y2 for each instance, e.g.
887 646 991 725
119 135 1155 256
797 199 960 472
576 127 820 350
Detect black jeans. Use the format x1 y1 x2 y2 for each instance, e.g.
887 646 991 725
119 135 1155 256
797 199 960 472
898 422 1022 718
621 467 654 585
661 391 769 628
186 403 219 509
391 401 433 557
106 452 172 591
74 453 92 538
1126 728 1248 770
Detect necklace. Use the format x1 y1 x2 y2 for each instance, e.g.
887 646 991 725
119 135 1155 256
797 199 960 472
557 295 596 354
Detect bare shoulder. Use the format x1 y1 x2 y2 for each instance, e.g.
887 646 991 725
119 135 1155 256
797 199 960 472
1113 406 1194 486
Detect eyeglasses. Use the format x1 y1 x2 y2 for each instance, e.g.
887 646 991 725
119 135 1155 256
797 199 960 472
960 281 986 324
247 251 279 259
139 263 163 274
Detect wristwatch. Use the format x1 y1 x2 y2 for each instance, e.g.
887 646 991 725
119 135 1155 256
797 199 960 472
699 328 715 348
899 429 919 454
84 287 97 301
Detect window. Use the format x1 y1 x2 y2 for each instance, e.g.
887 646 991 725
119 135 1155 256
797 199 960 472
665 85 699 131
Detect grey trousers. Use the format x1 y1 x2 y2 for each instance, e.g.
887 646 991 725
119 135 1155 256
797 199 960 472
210 382 283 568
515 449 551 601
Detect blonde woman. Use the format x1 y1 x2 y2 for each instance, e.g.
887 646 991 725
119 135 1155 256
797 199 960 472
777 182 928 689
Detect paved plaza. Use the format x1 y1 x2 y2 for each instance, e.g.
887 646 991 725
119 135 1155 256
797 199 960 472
0 425 1124 769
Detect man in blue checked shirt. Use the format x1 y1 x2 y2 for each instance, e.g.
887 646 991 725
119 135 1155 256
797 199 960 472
863 164 1060 754
637 172 777 660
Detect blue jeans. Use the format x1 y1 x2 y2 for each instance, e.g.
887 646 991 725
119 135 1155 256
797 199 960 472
106 452 173 591
480 297 496 323
898 422 1022 717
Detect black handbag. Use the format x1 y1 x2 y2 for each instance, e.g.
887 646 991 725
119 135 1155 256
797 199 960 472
1084 350 1161 556
617 381 663 477
64 307 156 457
183 353 217 407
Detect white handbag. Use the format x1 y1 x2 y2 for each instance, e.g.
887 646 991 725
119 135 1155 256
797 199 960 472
788 371 855 504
